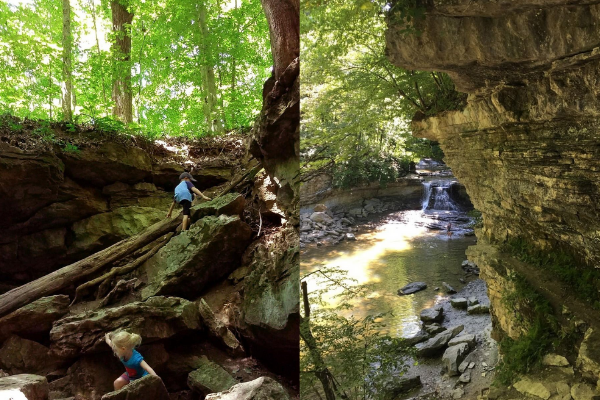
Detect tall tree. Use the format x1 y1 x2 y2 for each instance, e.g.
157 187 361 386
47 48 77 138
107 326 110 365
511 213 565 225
196 0 222 134
61 0 73 121
111 0 133 123
260 0 299 80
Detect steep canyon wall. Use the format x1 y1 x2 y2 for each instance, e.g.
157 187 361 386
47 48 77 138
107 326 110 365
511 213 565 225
386 0 600 348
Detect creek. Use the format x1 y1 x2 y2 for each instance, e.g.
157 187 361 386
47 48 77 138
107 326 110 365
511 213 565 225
302 177 477 338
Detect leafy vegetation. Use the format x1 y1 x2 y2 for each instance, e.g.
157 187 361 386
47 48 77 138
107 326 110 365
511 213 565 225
495 242 586 384
300 0 465 186
502 237 600 309
300 267 415 400
0 0 271 137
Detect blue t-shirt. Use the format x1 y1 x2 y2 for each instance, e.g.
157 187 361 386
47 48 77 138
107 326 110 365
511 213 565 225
120 349 148 380
174 181 194 203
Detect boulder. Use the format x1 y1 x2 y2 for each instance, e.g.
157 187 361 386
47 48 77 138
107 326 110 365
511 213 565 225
513 377 551 400
442 282 457 294
542 353 570 367
189 193 246 222
383 375 421 399
571 382 599 400
442 343 471 376
187 357 237 396
447 334 476 349
424 324 446 335
0 374 48 400
239 225 299 377
142 215 252 299
197 299 244 356
101 375 169 400
416 325 464 357
346 233 356 241
60 142 153 187
450 297 468 309
458 371 471 383
349 208 363 217
420 306 443 323
70 206 165 255
103 182 172 210
58 352 129 400
0 143 64 229
0 335 63 375
467 304 490 314
204 377 289 400
467 297 479 306
405 330 429 346
310 212 333 224
577 328 600 379
50 297 200 358
398 282 427 295
313 204 327 212
0 295 69 343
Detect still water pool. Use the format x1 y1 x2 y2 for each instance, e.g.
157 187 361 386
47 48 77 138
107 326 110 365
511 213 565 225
301 210 476 338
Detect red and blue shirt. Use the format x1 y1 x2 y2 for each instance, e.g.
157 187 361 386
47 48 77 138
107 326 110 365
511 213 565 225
120 349 148 380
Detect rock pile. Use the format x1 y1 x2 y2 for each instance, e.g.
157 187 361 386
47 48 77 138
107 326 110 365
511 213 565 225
299 206 356 247
0 192 297 399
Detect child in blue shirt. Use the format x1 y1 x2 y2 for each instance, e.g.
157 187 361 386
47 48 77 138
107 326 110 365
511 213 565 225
166 172 211 230
105 331 158 390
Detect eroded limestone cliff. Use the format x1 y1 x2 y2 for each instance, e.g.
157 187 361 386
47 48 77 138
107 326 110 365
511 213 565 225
386 0 600 382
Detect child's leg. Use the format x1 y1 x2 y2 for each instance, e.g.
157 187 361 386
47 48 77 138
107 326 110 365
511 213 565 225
114 373 129 390
181 200 191 230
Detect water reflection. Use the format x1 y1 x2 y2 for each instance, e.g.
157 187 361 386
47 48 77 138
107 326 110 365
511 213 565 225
302 210 476 337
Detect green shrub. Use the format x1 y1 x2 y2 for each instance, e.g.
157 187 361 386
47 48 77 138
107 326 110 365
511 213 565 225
502 238 600 309
62 143 80 153
496 272 556 385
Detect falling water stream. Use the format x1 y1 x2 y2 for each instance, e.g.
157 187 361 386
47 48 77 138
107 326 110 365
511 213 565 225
301 177 476 338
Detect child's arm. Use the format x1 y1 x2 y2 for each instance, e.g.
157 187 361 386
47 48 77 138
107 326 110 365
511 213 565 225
166 200 176 218
105 333 113 348
140 360 158 376
191 187 211 201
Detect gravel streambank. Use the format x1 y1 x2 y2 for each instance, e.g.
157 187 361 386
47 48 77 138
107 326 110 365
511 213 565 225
398 279 498 400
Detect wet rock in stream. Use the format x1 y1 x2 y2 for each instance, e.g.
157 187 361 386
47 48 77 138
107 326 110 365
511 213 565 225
399 282 428 295
420 306 444 323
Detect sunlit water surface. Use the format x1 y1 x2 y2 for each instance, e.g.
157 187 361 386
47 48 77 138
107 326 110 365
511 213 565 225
302 210 476 338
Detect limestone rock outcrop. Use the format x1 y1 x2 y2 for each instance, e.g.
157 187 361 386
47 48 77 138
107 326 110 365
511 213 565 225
238 224 299 375
141 215 252 299
0 136 247 284
204 377 290 400
49 297 200 358
187 356 237 396
0 295 69 342
386 0 600 350
101 375 170 400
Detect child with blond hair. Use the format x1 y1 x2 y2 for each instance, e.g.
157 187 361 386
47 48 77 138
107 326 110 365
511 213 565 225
105 331 158 390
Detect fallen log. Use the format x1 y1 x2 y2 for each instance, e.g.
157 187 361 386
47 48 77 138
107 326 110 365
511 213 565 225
0 166 264 318
71 232 175 305
218 163 263 197
0 215 182 318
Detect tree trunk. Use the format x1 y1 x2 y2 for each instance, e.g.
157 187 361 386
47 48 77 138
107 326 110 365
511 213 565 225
300 281 341 400
260 0 299 80
61 0 73 122
231 0 238 126
90 0 108 108
197 1 222 135
0 215 182 318
111 0 134 123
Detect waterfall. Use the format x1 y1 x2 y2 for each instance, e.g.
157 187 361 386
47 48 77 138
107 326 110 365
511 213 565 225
431 187 460 211
422 182 432 210
422 180 460 211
